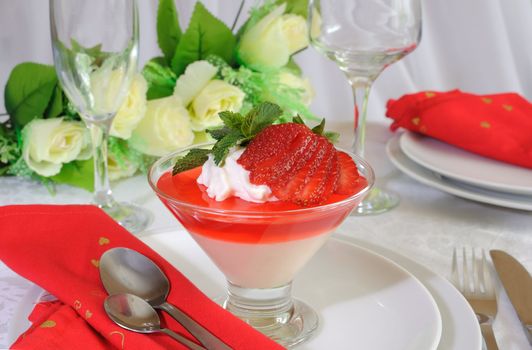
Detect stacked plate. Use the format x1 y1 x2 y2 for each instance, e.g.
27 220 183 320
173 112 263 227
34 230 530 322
386 131 532 211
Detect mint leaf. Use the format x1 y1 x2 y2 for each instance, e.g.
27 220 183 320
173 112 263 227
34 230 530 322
207 126 232 141
219 111 244 130
311 119 325 135
157 0 182 63
172 148 211 175
44 85 64 119
50 159 94 192
241 102 283 137
5 62 58 127
171 2 236 75
212 130 243 165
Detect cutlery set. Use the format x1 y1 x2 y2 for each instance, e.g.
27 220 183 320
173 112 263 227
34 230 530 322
451 247 531 350
99 247 232 350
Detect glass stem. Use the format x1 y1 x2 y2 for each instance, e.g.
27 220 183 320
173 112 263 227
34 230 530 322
349 77 373 158
89 121 116 209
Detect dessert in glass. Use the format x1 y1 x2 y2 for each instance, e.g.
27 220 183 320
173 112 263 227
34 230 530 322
148 108 374 347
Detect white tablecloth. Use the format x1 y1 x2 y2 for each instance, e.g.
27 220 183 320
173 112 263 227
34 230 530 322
0 121 531 349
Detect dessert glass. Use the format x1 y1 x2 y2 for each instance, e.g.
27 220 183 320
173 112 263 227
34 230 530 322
148 143 374 347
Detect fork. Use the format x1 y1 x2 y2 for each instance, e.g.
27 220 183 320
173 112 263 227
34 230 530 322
451 247 499 350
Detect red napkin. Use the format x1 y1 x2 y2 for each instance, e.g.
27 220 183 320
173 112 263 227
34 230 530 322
0 205 284 350
386 90 532 169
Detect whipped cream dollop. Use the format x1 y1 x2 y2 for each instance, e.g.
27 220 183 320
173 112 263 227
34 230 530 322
197 147 278 203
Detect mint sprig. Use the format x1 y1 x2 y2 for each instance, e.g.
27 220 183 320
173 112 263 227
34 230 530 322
172 101 282 174
172 102 341 175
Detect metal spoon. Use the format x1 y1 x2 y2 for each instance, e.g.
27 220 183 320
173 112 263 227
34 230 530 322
104 293 205 350
99 247 231 350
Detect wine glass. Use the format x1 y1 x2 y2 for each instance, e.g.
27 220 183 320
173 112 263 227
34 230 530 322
50 0 151 232
308 0 422 215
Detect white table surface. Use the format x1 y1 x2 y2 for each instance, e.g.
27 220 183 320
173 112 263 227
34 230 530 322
0 121 531 350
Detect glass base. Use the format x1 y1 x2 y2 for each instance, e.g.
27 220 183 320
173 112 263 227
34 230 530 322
352 186 399 216
101 202 152 234
222 282 318 348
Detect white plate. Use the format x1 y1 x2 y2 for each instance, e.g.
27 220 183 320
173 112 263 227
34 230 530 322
400 132 532 195
387 133 532 211
8 230 442 350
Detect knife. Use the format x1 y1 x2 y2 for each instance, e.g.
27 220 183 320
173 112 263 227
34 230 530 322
490 250 532 345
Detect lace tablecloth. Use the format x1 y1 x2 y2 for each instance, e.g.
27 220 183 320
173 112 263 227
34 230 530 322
1 122 531 349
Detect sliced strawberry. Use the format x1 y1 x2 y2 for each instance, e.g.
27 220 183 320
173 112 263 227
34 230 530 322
335 151 360 195
273 137 329 201
267 132 318 186
321 151 340 199
249 130 316 185
293 141 335 206
238 123 310 171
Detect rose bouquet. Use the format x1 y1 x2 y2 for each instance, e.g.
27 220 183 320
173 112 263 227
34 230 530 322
0 0 316 191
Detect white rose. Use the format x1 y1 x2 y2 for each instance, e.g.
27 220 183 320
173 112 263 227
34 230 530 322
237 5 309 71
22 118 91 177
90 63 129 117
278 71 314 106
110 73 148 140
173 61 218 106
130 95 195 156
108 153 138 181
190 80 245 131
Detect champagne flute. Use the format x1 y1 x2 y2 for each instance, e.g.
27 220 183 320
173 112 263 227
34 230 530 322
309 0 422 215
50 0 151 232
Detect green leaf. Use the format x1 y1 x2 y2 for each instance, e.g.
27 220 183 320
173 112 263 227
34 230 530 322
292 115 305 124
285 58 302 76
241 102 283 137
277 0 309 17
207 126 232 141
50 159 94 192
157 0 182 63
219 111 244 130
5 62 58 127
324 131 340 143
171 2 236 75
212 130 243 165
44 85 64 119
142 58 177 100
172 148 211 175
311 119 325 135
146 85 174 100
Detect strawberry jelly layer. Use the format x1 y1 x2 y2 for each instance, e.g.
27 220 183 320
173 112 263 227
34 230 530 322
156 167 367 244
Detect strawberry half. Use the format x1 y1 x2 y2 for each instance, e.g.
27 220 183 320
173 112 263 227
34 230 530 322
292 141 335 206
272 136 329 201
335 151 360 195
238 123 310 171
249 130 316 185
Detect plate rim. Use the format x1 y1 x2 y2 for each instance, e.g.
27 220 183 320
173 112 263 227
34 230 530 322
399 131 532 195
387 133 532 211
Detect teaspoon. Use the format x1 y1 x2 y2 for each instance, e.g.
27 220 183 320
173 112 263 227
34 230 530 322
104 293 205 350
99 247 231 350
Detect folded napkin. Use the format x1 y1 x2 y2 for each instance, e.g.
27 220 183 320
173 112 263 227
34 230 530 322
0 205 284 350
386 90 532 169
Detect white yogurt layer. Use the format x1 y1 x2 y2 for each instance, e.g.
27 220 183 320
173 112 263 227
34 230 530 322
197 147 278 203
190 232 331 288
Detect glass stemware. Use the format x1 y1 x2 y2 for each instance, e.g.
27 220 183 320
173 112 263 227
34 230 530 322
148 144 374 347
50 0 150 232
309 0 422 215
